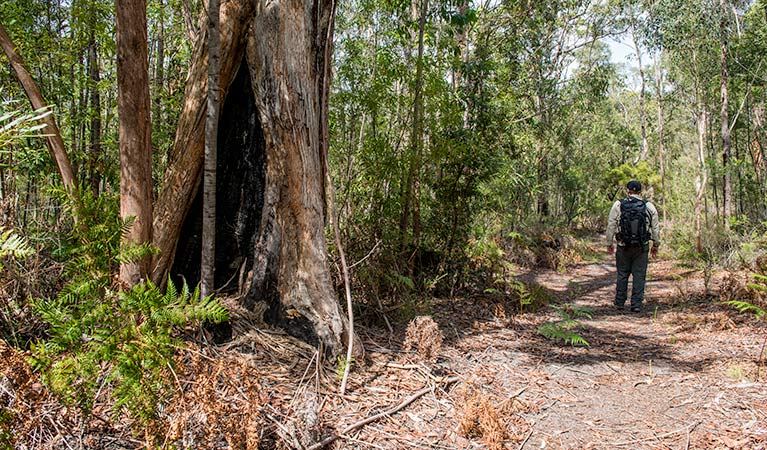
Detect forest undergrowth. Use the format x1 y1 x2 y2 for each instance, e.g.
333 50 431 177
2 234 766 449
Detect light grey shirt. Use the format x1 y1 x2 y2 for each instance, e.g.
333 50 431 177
606 194 660 247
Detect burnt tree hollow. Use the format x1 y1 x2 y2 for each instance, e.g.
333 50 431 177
171 58 266 297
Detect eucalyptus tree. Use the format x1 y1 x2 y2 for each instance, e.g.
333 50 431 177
733 0 767 218
0 21 77 194
646 0 722 248
116 0 153 285
150 0 351 353
720 0 734 220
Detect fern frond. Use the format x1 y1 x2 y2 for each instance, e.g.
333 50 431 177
723 300 766 318
569 305 594 319
537 321 590 347
0 228 33 259
165 279 178 305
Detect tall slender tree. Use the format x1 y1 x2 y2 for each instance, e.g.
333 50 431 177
116 0 153 286
720 0 733 221
0 20 77 195
201 0 220 298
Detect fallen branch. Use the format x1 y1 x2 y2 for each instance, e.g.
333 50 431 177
307 376 460 449
518 424 535 450
613 420 701 447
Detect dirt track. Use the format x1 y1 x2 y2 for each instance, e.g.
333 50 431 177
339 254 767 449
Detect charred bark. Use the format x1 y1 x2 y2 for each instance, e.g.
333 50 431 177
151 0 255 285
171 59 265 295
243 0 345 353
155 0 347 354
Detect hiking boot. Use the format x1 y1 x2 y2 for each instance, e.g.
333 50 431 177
630 306 641 313
614 303 625 311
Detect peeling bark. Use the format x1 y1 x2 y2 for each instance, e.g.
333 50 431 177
244 0 344 353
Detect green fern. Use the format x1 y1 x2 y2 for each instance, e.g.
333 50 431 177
0 228 33 260
537 322 591 346
555 304 594 320
0 102 52 149
0 228 33 271
513 280 533 310
30 189 230 423
724 300 766 318
537 304 592 346
724 273 767 319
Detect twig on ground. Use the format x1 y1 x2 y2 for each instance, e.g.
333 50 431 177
349 240 381 269
384 362 453 383
266 413 305 450
498 385 529 409
518 423 535 450
375 293 394 335
613 420 701 447
307 376 460 449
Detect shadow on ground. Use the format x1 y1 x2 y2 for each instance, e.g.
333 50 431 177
424 259 744 375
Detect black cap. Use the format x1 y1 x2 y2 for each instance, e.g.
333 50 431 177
627 180 642 192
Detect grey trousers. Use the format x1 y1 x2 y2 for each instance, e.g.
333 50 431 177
615 243 650 309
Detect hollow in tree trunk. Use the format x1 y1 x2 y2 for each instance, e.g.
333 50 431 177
152 0 348 354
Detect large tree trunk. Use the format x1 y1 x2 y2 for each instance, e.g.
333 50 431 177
243 0 345 354
152 0 347 354
116 0 153 285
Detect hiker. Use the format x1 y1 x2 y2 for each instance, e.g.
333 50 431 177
606 180 660 313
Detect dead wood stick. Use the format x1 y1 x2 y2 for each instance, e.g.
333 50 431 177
499 385 529 409
612 420 701 447
518 425 535 450
384 362 444 382
266 413 305 450
307 376 460 450
325 146 355 396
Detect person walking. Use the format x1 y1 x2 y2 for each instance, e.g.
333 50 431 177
606 180 660 313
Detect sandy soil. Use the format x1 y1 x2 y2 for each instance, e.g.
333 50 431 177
330 255 767 449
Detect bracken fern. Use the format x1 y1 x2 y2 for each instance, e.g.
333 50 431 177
537 304 592 346
29 189 229 423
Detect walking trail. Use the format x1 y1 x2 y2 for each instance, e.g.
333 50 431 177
329 250 767 449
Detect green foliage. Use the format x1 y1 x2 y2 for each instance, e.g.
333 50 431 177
29 191 228 423
0 409 13 450
605 162 660 196
510 280 552 313
724 273 767 319
0 102 52 150
725 299 766 319
537 304 592 347
336 356 354 381
0 228 33 266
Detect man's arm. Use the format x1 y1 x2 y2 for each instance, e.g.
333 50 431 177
606 200 621 251
648 202 661 256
